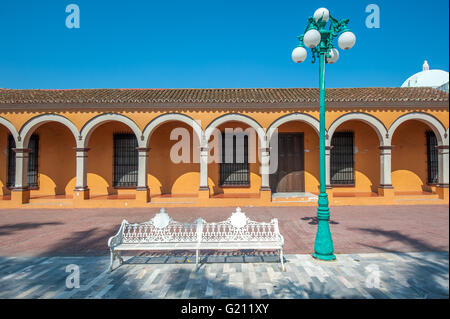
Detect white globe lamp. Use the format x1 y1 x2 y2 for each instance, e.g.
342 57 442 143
338 31 356 50
326 48 339 64
292 46 307 63
313 8 330 22
303 29 321 48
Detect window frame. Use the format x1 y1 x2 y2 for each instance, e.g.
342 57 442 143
219 132 250 187
330 131 355 186
113 133 139 188
426 130 439 185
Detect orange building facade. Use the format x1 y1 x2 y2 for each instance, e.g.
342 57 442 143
0 87 448 208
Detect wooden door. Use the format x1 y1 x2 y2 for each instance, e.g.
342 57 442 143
270 133 305 193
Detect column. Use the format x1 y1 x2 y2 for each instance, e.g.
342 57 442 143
11 148 30 204
437 144 449 200
136 147 151 203
198 146 210 200
73 148 90 200
378 145 394 198
259 147 271 202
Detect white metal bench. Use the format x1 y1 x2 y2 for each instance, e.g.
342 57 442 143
108 207 285 271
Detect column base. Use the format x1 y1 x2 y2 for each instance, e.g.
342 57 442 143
136 188 150 203
312 252 336 261
73 188 90 200
260 187 272 203
11 188 30 204
436 185 449 200
378 186 395 199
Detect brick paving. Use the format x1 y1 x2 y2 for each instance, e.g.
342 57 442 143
0 252 447 299
0 205 448 257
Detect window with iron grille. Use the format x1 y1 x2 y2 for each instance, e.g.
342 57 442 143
330 131 354 185
7 134 39 188
113 133 138 187
426 131 439 184
220 133 249 186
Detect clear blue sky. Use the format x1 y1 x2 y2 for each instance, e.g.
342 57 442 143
0 0 448 89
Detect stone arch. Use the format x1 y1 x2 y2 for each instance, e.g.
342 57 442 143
267 113 321 142
142 113 203 147
80 113 143 148
18 114 79 148
327 113 388 146
205 113 266 147
388 112 446 145
0 116 19 145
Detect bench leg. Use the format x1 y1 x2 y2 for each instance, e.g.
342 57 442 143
109 249 115 272
279 249 285 272
196 249 199 269
118 252 124 265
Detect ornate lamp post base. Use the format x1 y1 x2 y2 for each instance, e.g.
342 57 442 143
312 193 336 261
312 252 336 261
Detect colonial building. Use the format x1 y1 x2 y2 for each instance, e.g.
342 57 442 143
0 86 448 208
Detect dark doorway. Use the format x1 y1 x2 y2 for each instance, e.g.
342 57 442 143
270 133 305 193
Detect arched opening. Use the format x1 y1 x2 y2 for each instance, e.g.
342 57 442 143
207 121 261 198
147 121 200 198
30 122 76 198
269 121 320 195
391 119 438 194
87 121 139 199
329 120 380 196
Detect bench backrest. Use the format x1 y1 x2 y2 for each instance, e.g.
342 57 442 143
120 209 200 244
113 207 281 245
200 208 280 243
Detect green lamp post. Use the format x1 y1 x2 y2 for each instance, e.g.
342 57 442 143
291 7 356 261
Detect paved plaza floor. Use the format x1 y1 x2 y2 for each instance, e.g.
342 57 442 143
0 251 448 299
0 205 448 256
0 205 448 299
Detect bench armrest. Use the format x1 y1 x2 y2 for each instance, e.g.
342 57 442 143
272 218 284 246
108 219 128 249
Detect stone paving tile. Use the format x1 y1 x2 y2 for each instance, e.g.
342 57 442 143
0 251 448 299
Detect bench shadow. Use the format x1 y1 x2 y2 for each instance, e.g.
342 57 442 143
122 250 284 266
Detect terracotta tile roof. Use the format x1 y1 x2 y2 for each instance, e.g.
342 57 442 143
0 87 448 109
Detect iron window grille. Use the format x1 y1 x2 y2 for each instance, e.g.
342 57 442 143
330 131 354 185
113 133 138 187
7 134 39 188
220 133 250 186
426 131 439 184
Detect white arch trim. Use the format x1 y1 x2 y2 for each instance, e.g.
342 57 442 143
388 112 446 145
142 113 203 147
0 116 19 145
205 114 266 147
327 113 388 146
80 113 143 148
18 114 79 148
267 113 321 142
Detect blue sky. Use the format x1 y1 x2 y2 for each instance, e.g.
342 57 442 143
0 0 448 89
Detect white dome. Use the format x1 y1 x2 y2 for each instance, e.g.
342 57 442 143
402 61 449 89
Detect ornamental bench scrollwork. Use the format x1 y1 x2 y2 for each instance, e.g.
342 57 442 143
107 207 285 272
